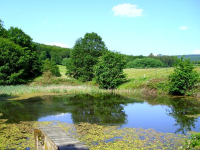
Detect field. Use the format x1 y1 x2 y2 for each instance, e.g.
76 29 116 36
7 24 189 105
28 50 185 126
58 65 200 79
124 68 174 79
57 65 67 77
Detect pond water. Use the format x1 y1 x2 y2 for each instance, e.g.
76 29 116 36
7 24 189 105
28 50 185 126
0 94 200 134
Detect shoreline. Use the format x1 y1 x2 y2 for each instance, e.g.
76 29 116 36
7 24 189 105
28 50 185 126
1 84 200 101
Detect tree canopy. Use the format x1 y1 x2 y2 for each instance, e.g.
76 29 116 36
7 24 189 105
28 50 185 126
37 43 71 65
0 20 42 84
94 51 127 89
0 19 7 38
0 38 28 84
126 58 164 68
66 32 107 81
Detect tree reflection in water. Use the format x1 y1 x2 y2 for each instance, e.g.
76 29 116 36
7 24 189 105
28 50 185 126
0 94 199 134
165 98 200 134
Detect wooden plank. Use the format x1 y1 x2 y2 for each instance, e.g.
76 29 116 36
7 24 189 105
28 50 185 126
35 124 89 150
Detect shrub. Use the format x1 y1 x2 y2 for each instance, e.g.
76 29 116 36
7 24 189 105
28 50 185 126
185 132 200 149
168 57 199 95
42 59 61 77
94 51 126 89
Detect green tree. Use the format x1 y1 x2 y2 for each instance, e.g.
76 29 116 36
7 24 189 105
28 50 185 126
127 58 163 68
168 57 199 95
0 19 7 38
0 38 27 85
94 51 126 89
66 32 107 81
7 27 42 78
42 59 61 77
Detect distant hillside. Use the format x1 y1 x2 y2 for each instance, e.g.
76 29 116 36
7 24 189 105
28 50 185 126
175 54 200 61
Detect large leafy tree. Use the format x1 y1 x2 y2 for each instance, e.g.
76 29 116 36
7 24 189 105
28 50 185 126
0 20 42 85
7 27 42 78
94 51 127 89
168 57 199 95
0 19 7 38
66 32 107 81
0 38 28 84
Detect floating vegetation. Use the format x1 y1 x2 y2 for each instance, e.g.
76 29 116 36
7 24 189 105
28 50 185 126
0 119 195 149
0 120 55 149
0 120 35 149
59 122 188 150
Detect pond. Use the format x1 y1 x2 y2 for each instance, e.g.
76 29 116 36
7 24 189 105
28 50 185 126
0 94 200 134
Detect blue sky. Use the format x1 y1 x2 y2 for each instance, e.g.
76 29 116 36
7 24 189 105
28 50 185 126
1 0 200 56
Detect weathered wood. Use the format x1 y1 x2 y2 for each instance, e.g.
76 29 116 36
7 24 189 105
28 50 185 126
34 124 89 150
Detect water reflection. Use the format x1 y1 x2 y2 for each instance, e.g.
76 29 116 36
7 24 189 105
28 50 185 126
0 94 200 134
165 98 200 134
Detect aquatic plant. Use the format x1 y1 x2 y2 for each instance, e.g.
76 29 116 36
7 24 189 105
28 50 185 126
59 122 188 150
185 132 200 149
0 120 35 149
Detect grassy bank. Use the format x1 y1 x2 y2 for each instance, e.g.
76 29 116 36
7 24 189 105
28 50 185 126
1 66 200 98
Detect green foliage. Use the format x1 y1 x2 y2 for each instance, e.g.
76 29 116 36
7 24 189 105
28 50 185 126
7 26 42 78
127 58 164 68
37 43 71 64
168 57 199 95
62 58 70 66
0 20 42 85
42 59 61 77
0 38 27 85
94 51 126 89
7 27 36 51
66 32 107 81
185 132 200 149
0 19 7 38
155 55 177 67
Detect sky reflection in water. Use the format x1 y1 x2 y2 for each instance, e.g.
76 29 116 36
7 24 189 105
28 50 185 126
0 94 200 134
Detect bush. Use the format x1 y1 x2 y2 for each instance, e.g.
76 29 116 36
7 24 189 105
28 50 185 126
94 51 126 89
42 59 61 77
126 58 164 68
62 58 70 66
168 57 199 95
185 132 200 149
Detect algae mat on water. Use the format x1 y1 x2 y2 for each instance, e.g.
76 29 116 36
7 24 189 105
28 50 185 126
59 122 188 150
0 120 188 149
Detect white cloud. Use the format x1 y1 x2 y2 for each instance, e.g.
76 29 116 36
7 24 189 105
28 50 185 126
112 3 143 18
179 26 189 30
55 113 69 117
45 42 69 48
191 49 200 54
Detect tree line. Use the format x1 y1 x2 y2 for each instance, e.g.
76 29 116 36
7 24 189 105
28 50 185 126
125 54 177 68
